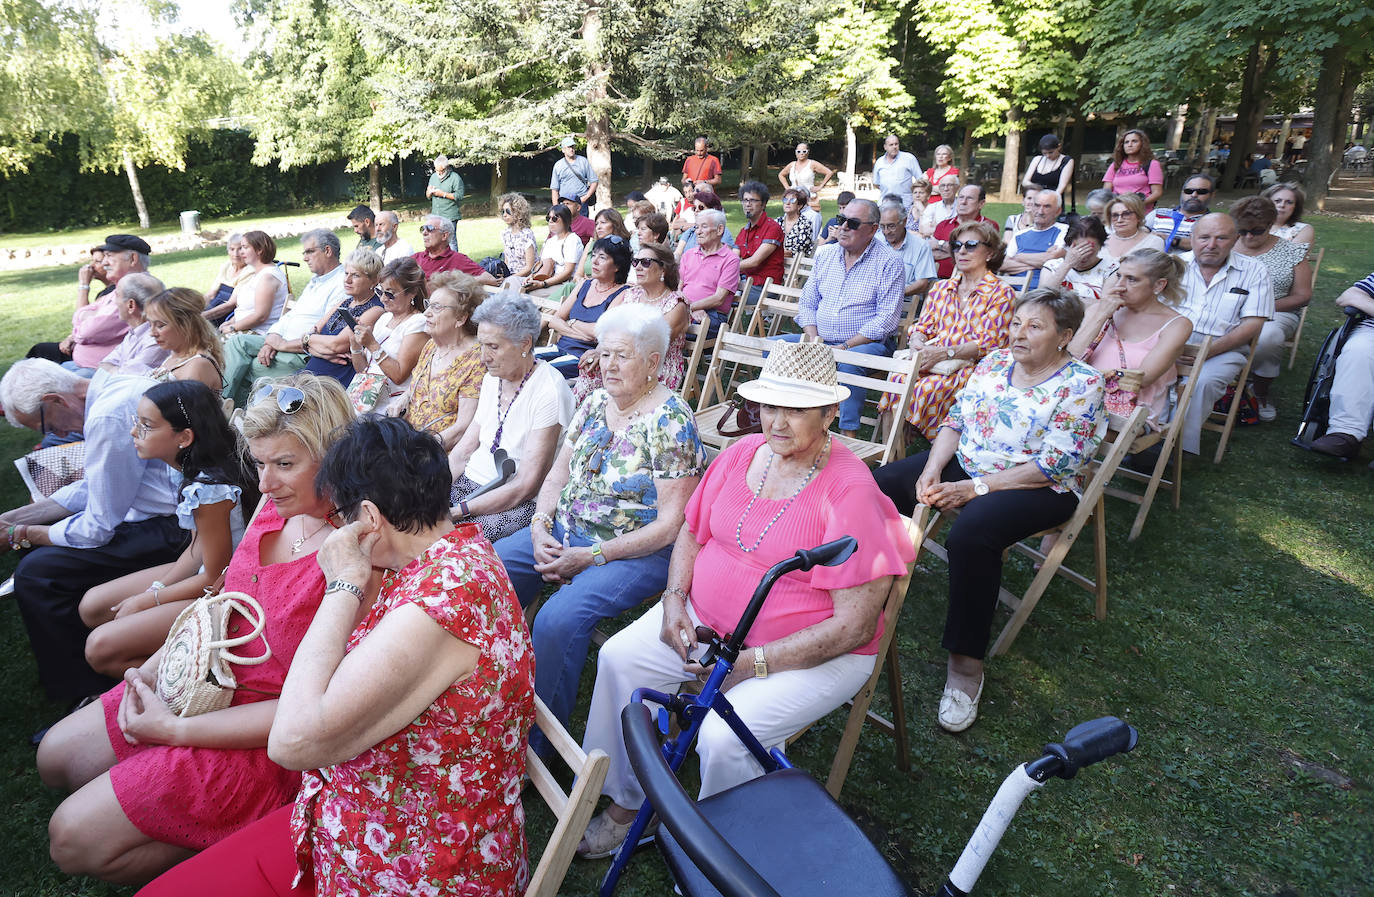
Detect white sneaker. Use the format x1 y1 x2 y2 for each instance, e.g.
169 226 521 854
1257 397 1277 422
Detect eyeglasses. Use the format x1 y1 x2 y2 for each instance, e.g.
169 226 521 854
38 401 49 436
740 197 762 204
838 215 875 230
630 257 662 268
796 149 808 154
253 383 306 414
547 216 560 223
381 289 402 302
1109 211 1136 220
1182 188 1212 195
419 224 437 233
130 413 162 438
1237 226 1268 236
949 240 986 252
426 299 459 312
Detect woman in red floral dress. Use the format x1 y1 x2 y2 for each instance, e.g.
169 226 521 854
138 416 535 897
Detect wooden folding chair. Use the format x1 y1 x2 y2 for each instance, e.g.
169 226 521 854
784 253 815 289
916 405 1149 656
806 509 925 799
1201 328 1262 464
830 344 921 468
678 317 717 405
1286 247 1324 369
1103 337 1212 541
744 280 804 339
523 695 610 897
693 332 771 453
725 276 756 334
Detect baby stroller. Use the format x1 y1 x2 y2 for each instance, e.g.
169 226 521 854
1292 306 1366 450
601 538 1139 897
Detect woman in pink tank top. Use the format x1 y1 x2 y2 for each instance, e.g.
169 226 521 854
1071 248 1193 428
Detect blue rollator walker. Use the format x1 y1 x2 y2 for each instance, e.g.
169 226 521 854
600 537 1140 897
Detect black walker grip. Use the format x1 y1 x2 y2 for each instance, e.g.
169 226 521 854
794 536 858 571
1032 716 1138 781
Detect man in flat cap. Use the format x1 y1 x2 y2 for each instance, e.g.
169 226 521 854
26 234 152 375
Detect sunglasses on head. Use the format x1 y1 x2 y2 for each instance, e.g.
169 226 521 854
949 240 986 252
1182 188 1212 195
1237 226 1268 236
630 257 662 268
253 383 306 415
602 234 625 245
838 215 873 230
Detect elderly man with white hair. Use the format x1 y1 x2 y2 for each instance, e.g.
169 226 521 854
0 360 185 731
412 214 497 285
426 153 465 250
95 272 169 377
999 189 1068 290
679 208 742 333
374 209 413 264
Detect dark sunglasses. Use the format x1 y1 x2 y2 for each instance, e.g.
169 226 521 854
500 207 512 215
838 215 874 230
547 215 560 222
253 383 306 414
630 257 662 268
38 401 49 436
1237 226 1268 236
949 240 986 252
1182 188 1212 195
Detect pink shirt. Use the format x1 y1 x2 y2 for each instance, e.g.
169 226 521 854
679 244 741 313
71 293 129 368
684 435 914 655
1103 159 1163 209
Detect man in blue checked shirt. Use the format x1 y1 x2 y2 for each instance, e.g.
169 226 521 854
789 198 907 436
0 361 185 718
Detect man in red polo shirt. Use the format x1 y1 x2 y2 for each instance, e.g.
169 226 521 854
412 215 498 283
679 209 741 334
682 136 722 189
930 184 1000 279
561 197 597 244
737 180 785 291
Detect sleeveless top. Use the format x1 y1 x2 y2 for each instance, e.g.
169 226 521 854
1085 315 1187 428
1246 237 1308 300
789 159 817 191
305 293 385 383
557 280 629 357
1270 222 1310 247
151 352 225 389
1027 154 1071 191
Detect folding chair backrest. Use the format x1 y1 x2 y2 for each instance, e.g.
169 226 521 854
726 276 756 333
679 317 717 405
829 345 921 468
524 695 610 897
1286 247 1324 369
693 332 771 452
745 280 804 339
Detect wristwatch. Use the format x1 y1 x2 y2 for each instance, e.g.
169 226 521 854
590 543 607 566
971 476 990 496
754 645 768 679
946 346 957 359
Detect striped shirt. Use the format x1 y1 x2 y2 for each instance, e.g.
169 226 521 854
1178 251 1274 341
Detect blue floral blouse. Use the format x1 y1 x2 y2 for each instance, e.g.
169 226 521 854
942 349 1107 495
556 390 707 542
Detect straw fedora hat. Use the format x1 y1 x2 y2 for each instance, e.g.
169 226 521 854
737 340 849 408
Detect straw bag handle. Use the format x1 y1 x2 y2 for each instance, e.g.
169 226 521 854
204 591 273 666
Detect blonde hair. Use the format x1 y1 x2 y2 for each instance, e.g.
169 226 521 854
1106 193 1147 227
1119 248 1186 306
239 373 355 461
427 270 486 336
147 288 224 370
499 192 532 230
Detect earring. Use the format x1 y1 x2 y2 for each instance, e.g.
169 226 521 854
521 351 528 358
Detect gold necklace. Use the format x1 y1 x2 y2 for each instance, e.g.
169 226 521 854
291 516 329 554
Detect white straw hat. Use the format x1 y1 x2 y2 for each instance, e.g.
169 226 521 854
737 341 849 408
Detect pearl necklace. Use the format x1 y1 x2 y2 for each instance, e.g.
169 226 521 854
734 437 830 553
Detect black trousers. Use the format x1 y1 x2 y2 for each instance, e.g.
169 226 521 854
873 451 1080 659
13 515 188 701
27 341 72 363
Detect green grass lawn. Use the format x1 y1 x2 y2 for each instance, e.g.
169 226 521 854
0 205 1371 896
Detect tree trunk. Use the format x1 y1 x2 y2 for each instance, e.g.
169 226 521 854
1305 44 1353 209
1184 108 1204 167
1000 107 1022 202
1221 41 1276 190
958 124 975 180
642 155 654 184
581 1 612 211
1276 114 1293 161
1167 104 1188 151
1199 108 1219 171
369 161 382 208
123 150 150 229
751 143 769 182
844 116 857 191
1067 105 1086 174
490 159 508 200
1329 57 1364 190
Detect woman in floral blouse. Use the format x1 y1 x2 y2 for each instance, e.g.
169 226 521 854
494 303 706 743
137 416 535 897
873 287 1106 734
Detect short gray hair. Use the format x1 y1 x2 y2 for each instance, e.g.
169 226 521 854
118 272 165 310
0 358 86 423
1037 190 1063 209
302 228 341 259
696 209 726 230
471 291 541 349
227 232 244 246
1085 188 1115 210
378 210 399 228
878 199 906 218
847 197 881 225
595 303 670 374
1015 286 1084 335
425 215 455 239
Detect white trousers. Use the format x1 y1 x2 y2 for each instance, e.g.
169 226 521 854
582 600 876 807
1252 311 1301 379
1329 326 1374 440
1181 348 1249 454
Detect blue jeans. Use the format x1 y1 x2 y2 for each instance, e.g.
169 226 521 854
776 333 894 431
494 520 672 736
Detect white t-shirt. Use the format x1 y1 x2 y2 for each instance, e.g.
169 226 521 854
1041 256 1115 303
541 233 584 267
466 361 574 484
381 240 415 264
238 265 290 335
367 310 430 415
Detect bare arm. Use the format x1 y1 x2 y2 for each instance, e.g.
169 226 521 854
1136 316 1192 389
465 423 563 515
778 163 794 191
1055 158 1075 197
448 417 482 483
1336 284 1374 316
1275 259 1313 314
436 396 479 452
1207 316 1264 357
227 272 276 332
813 162 835 190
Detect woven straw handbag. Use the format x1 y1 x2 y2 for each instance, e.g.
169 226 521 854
156 590 273 718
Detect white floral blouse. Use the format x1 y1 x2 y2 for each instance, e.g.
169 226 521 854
942 349 1107 495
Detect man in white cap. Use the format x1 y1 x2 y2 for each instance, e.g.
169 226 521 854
427 154 465 251
551 136 597 218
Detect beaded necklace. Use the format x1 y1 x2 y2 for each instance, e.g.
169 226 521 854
733 436 830 553
492 361 536 451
